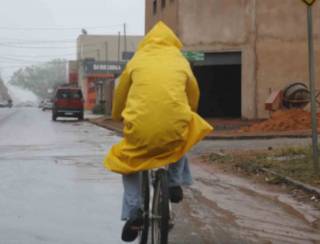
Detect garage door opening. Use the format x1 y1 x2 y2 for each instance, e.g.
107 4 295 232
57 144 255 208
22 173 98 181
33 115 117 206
193 64 241 118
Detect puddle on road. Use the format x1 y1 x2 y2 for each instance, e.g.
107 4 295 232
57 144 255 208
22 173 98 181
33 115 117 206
54 158 119 183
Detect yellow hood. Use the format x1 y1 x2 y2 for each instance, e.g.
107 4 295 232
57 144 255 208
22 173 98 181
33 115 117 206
138 21 183 50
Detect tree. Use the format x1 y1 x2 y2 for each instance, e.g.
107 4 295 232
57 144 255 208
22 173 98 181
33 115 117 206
0 77 10 101
9 59 67 99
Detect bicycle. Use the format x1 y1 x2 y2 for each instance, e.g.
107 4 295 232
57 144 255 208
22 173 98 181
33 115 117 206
139 168 171 244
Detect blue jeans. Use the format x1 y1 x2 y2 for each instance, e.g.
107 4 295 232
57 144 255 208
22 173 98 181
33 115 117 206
121 156 192 220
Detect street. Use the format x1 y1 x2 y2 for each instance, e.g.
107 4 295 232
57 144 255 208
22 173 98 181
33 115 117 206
0 107 123 244
1 108 320 244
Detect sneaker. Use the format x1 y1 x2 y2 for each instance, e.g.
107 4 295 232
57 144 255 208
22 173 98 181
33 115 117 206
121 210 143 242
169 186 183 203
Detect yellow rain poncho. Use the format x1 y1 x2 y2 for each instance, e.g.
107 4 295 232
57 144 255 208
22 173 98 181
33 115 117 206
104 21 213 174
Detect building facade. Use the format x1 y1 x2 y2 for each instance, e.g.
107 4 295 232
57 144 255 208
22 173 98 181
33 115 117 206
67 61 78 86
146 0 320 119
76 34 142 112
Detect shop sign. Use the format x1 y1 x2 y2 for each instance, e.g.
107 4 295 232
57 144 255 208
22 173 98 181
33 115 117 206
84 60 125 75
182 51 205 61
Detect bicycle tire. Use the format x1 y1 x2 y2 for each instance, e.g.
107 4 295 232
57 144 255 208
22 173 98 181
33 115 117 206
151 169 169 244
139 171 150 244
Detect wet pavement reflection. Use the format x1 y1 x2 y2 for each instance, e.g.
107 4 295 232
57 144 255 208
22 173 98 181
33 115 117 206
0 108 124 243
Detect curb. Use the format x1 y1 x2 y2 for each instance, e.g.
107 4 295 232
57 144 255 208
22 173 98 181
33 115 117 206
89 119 320 197
88 119 313 140
88 119 123 136
205 134 313 140
261 168 320 198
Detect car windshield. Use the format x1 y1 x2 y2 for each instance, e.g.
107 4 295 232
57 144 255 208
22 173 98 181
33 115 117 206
57 90 82 99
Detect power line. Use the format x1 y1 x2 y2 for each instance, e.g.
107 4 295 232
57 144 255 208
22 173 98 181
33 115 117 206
0 53 75 58
0 40 113 49
0 38 127 46
0 55 73 63
0 64 42 69
0 39 132 50
0 37 75 42
0 43 76 49
0 24 123 31
0 40 75 44
0 59 68 69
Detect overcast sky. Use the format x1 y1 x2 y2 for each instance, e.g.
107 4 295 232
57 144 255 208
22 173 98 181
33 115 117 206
0 0 145 80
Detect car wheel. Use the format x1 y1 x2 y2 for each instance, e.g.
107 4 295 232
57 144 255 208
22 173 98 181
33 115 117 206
52 112 57 121
78 113 84 121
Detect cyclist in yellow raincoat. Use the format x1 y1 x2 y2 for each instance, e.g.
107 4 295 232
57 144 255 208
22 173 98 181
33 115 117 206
103 21 213 242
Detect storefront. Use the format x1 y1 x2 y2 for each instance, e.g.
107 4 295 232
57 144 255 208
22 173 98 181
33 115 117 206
82 60 125 111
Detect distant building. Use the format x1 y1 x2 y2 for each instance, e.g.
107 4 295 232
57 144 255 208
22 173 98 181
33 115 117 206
146 0 320 119
67 61 78 87
76 34 142 113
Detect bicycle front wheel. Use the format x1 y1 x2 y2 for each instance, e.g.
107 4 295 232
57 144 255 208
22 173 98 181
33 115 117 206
151 169 169 244
139 171 150 244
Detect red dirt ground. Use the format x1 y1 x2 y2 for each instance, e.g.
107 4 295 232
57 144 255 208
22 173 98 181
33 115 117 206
240 109 320 133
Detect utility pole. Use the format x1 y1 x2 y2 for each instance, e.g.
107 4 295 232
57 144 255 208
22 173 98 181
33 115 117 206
105 41 109 62
96 49 100 61
123 23 127 53
118 31 121 63
303 0 319 174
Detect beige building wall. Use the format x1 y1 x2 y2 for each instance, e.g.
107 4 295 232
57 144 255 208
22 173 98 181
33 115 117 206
255 0 320 118
77 35 142 62
145 0 179 34
76 34 143 105
145 0 320 119
67 60 78 72
178 0 256 119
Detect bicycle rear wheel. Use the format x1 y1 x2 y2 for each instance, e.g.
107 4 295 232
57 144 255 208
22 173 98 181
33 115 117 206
139 171 150 244
151 169 169 244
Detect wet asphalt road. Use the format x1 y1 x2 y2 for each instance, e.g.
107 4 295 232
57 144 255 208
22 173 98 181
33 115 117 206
0 107 124 244
1 107 320 244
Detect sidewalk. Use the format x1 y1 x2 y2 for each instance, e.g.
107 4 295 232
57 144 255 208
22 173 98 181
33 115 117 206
88 116 315 140
84 111 105 120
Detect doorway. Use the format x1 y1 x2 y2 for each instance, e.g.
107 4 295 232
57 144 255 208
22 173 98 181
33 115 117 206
192 52 242 118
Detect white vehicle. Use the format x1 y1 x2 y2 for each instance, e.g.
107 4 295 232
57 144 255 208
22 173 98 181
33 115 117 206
41 99 53 111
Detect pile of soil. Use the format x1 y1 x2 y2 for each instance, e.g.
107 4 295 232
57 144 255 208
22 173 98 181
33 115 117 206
240 109 320 132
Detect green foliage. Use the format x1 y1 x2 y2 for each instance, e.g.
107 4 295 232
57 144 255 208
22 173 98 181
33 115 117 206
0 77 10 100
9 59 67 99
276 146 310 157
207 146 320 187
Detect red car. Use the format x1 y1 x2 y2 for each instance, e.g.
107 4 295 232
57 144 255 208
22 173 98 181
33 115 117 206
52 87 84 121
